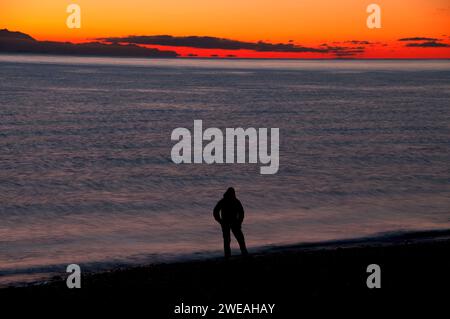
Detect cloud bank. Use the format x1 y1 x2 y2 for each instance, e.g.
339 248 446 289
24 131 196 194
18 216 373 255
98 35 327 53
398 36 450 48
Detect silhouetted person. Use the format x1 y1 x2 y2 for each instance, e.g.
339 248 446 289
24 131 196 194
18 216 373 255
213 187 248 258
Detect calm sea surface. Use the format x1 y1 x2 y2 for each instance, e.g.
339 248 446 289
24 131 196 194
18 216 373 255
1 55 449 286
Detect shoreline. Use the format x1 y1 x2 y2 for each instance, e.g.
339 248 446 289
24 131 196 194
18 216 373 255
2 228 449 287
1 228 449 314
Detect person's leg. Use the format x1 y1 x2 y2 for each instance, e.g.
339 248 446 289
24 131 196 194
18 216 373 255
221 225 231 258
231 225 248 256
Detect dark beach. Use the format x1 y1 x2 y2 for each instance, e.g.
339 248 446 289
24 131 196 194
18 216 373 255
2 229 449 315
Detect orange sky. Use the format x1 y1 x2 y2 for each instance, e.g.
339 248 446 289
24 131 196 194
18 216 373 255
1 0 449 58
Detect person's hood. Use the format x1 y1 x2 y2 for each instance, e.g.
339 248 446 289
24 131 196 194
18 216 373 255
224 187 236 199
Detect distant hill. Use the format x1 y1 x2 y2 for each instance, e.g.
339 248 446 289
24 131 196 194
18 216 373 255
0 28 36 41
0 29 178 58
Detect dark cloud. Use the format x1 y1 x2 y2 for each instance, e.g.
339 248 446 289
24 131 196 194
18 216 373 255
330 47 365 57
330 40 384 49
398 37 439 42
398 36 450 48
0 29 178 58
343 40 373 45
99 35 371 57
98 35 327 53
406 41 450 48
319 44 365 57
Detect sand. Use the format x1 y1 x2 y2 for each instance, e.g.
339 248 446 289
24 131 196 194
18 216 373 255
1 229 449 316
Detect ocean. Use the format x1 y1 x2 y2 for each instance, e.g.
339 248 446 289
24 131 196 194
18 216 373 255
1 55 449 286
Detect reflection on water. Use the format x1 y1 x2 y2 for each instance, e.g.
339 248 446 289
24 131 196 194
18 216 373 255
0 55 449 286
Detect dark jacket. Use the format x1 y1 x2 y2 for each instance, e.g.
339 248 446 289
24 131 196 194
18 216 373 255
213 188 245 225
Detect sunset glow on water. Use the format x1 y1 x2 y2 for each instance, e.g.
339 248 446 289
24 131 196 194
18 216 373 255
1 56 449 286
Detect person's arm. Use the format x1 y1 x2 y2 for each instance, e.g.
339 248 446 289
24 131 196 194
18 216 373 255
237 200 244 224
213 200 222 224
